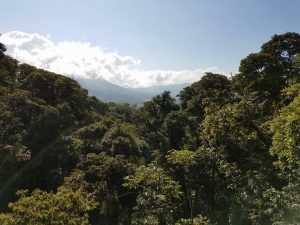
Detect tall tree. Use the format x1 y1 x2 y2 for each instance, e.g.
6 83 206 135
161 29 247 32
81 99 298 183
124 164 182 225
179 72 232 119
233 52 284 99
261 32 300 83
166 150 197 223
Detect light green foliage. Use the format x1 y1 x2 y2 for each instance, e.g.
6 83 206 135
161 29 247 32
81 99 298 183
176 215 213 225
0 188 97 225
200 101 275 224
270 92 300 169
296 53 300 65
237 172 300 225
124 164 182 225
201 100 269 171
166 150 197 166
280 83 300 105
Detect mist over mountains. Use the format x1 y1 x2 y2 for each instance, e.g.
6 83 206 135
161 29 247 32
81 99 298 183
77 78 189 104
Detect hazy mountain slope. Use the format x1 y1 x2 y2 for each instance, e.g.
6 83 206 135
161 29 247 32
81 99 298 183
77 78 189 104
77 78 148 104
131 83 189 97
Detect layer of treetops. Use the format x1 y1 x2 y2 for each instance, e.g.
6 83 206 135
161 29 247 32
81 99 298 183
0 32 299 225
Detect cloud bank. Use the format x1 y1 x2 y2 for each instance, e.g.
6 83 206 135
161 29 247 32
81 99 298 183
0 31 222 87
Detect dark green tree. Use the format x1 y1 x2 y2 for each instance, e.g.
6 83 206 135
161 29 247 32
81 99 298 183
124 164 182 225
64 153 135 225
233 52 284 99
261 32 300 83
179 72 232 120
166 150 197 223
233 32 300 101
135 91 179 156
0 42 6 57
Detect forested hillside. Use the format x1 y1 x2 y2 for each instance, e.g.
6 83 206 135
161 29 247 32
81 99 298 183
0 32 300 225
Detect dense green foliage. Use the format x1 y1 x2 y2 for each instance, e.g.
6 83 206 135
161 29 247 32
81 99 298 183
0 32 300 224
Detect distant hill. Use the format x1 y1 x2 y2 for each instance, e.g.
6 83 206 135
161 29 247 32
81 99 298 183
77 78 189 105
132 83 189 97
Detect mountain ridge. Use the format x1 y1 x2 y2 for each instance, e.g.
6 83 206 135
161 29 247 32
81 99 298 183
77 78 189 105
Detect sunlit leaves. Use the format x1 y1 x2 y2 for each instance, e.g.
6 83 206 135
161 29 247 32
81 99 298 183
270 93 300 170
124 164 181 225
0 188 97 225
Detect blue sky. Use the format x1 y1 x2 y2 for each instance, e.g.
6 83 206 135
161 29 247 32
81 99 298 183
1 0 300 86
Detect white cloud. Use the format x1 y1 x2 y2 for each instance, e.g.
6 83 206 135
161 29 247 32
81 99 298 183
0 31 223 87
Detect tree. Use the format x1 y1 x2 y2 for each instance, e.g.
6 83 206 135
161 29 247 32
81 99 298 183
279 83 300 106
107 103 137 123
163 111 190 150
233 52 284 99
198 100 278 223
233 32 300 101
179 73 232 119
100 123 148 159
74 115 119 154
135 91 179 156
166 150 197 223
1 31 300 225
201 100 271 171
0 42 6 57
261 32 300 83
0 55 18 86
0 188 97 225
136 91 179 131
70 153 135 225
270 92 300 170
124 164 182 225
